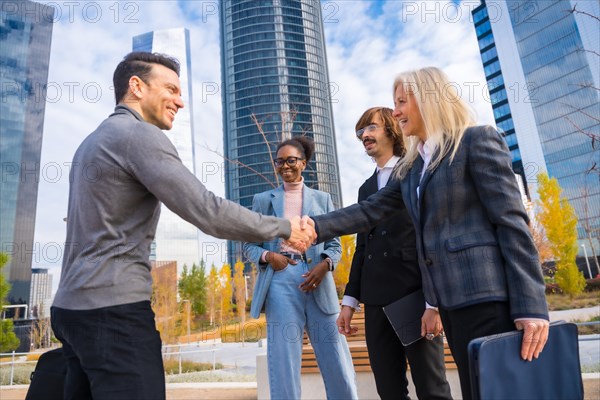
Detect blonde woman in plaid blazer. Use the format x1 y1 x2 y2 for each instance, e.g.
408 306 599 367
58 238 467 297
306 67 550 400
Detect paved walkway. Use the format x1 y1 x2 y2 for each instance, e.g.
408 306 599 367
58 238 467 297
2 379 598 400
0 384 257 400
549 305 600 322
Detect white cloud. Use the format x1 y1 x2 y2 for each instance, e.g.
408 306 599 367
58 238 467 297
324 0 495 207
31 0 495 283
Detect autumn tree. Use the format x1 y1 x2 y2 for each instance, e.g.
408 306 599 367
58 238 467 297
333 235 356 299
233 260 247 342
178 261 208 316
151 261 182 343
529 219 554 275
207 264 219 326
0 253 19 352
219 264 234 325
30 302 51 350
537 173 585 297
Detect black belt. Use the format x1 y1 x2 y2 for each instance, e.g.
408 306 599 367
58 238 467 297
280 252 306 262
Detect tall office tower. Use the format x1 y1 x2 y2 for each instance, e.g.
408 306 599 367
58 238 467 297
0 0 54 307
132 28 201 270
219 0 343 265
472 0 600 251
29 268 52 318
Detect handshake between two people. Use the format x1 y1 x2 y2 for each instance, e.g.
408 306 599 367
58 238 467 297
285 216 316 253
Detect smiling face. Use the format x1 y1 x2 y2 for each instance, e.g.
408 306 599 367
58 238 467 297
359 113 394 163
135 64 184 130
392 83 426 141
275 145 306 183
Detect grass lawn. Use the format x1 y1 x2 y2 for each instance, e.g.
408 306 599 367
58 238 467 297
546 291 600 311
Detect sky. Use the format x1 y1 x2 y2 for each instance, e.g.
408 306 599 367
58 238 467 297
30 0 496 286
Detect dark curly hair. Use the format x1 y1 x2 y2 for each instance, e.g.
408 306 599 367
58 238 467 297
276 136 315 162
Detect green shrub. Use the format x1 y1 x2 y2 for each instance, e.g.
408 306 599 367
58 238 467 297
0 363 34 385
162 358 223 375
545 282 561 294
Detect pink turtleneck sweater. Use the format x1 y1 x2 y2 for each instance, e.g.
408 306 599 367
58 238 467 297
262 178 304 261
279 178 303 254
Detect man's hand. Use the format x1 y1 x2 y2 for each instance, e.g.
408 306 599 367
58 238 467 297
515 319 549 361
286 216 316 252
337 306 358 337
299 261 328 292
300 215 315 232
421 308 443 339
265 251 296 271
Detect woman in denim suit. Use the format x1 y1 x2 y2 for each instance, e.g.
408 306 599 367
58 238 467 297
243 136 357 400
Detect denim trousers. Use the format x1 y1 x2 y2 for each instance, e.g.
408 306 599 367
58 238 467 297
50 301 165 400
265 261 357 400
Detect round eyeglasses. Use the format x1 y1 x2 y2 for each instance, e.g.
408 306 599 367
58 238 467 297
274 157 305 167
355 124 380 140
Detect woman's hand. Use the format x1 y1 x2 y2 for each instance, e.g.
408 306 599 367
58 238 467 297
299 261 329 292
266 252 297 271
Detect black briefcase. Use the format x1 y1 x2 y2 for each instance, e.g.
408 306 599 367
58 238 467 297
25 348 66 400
468 321 583 400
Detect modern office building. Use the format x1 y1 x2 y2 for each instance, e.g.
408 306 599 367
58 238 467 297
29 268 52 318
472 0 600 252
219 0 343 265
0 0 54 307
132 28 201 270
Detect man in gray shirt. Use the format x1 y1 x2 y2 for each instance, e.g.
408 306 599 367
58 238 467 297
51 52 313 400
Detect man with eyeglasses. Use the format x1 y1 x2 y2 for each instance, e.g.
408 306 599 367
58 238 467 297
336 107 451 399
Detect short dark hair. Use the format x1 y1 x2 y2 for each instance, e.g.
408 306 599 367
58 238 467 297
355 107 405 157
113 52 180 104
276 136 315 162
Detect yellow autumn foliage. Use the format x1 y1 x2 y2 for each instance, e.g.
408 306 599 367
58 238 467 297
536 173 585 298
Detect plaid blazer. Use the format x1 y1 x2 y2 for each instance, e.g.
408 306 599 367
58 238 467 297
314 126 548 320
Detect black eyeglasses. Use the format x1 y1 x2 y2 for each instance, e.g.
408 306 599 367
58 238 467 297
274 157 305 167
355 124 381 140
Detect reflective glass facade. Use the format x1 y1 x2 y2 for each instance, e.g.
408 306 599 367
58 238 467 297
472 3 525 187
0 0 54 306
220 0 343 264
473 0 600 248
132 28 201 270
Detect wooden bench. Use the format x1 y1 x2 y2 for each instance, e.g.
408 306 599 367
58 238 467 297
301 306 456 374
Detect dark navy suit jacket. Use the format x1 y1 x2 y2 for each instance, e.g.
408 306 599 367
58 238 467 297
345 169 422 306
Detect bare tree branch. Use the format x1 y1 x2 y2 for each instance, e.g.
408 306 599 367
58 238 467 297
569 4 600 22
201 143 278 189
251 113 280 187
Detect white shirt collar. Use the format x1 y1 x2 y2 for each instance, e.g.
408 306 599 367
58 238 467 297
417 139 437 164
376 155 400 172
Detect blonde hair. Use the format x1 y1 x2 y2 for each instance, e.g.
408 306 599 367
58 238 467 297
393 67 476 179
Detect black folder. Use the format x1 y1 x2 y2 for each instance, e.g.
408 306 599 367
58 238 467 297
382 289 425 346
468 320 583 400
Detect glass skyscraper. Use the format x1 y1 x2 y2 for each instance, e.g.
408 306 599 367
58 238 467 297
1 0 54 307
132 28 201 270
472 0 599 252
219 0 343 265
